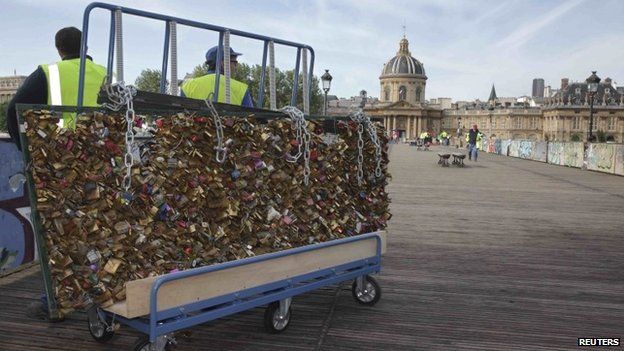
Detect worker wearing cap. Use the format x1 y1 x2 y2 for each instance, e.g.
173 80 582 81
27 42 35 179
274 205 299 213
180 46 254 107
6 27 107 150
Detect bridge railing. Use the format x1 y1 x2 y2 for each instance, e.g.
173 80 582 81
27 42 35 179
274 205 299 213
480 139 624 176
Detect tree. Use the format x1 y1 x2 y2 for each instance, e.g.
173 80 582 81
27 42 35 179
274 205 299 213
570 133 581 142
0 102 8 132
135 69 168 93
188 63 323 114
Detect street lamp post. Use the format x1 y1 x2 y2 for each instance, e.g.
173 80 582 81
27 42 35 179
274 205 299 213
488 102 494 140
321 69 333 116
586 71 601 142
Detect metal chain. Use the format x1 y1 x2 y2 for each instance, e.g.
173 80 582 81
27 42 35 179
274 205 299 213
205 98 227 163
101 82 137 192
356 122 364 185
281 106 311 185
349 109 383 185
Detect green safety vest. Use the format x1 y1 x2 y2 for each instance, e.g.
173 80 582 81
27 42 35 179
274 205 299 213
181 74 248 105
40 58 107 129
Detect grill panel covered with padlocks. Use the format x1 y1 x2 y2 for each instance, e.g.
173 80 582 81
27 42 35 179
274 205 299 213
21 106 390 315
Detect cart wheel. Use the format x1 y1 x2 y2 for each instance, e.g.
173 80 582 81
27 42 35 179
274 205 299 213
132 335 175 351
351 275 381 306
87 309 115 343
264 301 291 334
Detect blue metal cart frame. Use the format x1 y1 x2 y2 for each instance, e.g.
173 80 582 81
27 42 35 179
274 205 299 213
77 2 315 109
87 232 384 350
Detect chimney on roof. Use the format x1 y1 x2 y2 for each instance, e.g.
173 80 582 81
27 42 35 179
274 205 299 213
604 77 612 85
561 78 569 90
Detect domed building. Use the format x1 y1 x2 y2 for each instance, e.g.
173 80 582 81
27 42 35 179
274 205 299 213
366 37 442 140
379 37 427 104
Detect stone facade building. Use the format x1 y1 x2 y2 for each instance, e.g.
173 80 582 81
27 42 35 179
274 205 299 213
327 36 623 144
0 75 26 104
542 78 624 142
360 37 442 139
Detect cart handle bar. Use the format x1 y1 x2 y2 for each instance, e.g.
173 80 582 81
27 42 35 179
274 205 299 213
77 2 315 109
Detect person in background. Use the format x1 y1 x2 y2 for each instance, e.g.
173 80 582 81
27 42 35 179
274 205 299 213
181 46 254 107
6 27 107 150
465 124 483 161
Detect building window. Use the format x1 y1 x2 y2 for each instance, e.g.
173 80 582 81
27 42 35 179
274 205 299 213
608 117 616 131
572 116 581 130
575 87 581 95
415 87 421 102
492 119 497 128
398 86 407 101
515 116 522 129
384 88 390 101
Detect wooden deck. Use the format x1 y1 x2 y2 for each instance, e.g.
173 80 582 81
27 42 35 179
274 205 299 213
1 144 623 350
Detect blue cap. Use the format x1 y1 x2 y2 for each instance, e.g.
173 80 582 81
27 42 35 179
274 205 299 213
205 46 242 65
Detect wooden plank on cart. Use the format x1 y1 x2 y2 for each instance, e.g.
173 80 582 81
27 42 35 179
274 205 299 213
104 231 387 318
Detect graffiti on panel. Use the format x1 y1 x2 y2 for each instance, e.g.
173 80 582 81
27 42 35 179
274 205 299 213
0 140 35 273
508 141 519 157
587 143 616 173
518 141 533 159
563 142 584 168
501 140 511 156
533 142 548 162
548 142 564 165
614 145 624 176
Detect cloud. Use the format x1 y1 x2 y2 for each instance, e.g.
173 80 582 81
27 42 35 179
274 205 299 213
496 0 585 51
1 0 622 101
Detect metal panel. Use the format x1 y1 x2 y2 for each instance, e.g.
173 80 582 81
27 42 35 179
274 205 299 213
77 2 315 111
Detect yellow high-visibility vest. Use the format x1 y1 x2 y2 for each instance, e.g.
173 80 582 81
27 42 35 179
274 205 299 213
40 58 107 129
181 74 248 105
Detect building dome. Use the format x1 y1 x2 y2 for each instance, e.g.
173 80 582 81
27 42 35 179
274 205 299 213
381 38 426 77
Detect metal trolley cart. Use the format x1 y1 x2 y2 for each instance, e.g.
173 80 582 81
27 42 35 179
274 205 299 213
18 3 389 351
87 232 385 350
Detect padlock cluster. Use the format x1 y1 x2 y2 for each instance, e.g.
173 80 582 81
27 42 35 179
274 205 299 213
23 109 391 315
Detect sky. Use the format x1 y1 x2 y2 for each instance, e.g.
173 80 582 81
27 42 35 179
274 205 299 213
1 0 623 101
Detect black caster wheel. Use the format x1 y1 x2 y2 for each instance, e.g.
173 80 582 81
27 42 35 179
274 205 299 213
352 275 381 306
132 335 175 351
87 309 115 343
264 301 291 334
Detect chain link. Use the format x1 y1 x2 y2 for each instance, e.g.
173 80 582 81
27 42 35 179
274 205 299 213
281 106 311 185
101 82 137 192
356 122 364 185
205 98 227 163
349 109 383 185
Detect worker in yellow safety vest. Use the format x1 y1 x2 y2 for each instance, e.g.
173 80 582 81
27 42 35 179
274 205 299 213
181 46 254 107
7 27 107 150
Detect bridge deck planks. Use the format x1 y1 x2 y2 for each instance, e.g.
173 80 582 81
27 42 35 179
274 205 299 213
1 144 622 350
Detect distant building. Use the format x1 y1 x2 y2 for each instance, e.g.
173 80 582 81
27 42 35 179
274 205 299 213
542 76 624 142
328 37 442 139
428 98 452 110
532 78 545 98
0 75 26 103
442 84 542 141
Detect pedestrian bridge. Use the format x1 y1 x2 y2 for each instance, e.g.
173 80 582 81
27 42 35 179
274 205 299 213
1 144 622 350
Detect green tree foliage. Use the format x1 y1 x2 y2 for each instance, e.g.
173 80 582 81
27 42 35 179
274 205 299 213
570 133 581 142
135 69 168 93
189 63 323 114
0 102 8 132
